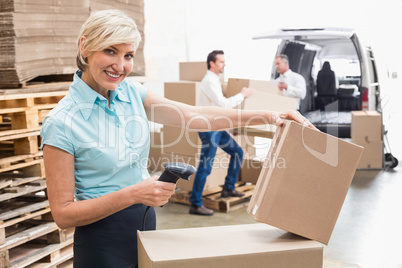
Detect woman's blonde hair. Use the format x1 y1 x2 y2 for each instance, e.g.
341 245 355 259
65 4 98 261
76 9 141 71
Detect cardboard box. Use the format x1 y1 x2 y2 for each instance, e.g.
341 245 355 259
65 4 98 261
222 81 228 96
233 125 277 141
162 126 253 158
230 134 256 157
247 120 363 244
148 131 164 174
240 157 264 185
226 78 281 96
164 79 225 105
351 111 383 142
138 223 324 268
179 62 207 81
226 79 298 111
354 139 383 169
163 82 201 156
164 81 200 106
162 126 201 156
0 1 146 85
161 149 228 191
243 90 298 111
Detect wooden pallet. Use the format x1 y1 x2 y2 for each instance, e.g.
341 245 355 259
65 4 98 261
0 88 67 159
169 190 191 206
0 219 74 268
0 83 71 268
15 240 73 268
170 182 255 213
25 241 73 268
0 89 68 132
0 129 41 157
0 154 46 211
0 153 46 204
0 91 68 108
0 196 50 245
0 152 44 176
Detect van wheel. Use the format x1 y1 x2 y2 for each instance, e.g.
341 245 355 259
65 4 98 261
385 153 398 169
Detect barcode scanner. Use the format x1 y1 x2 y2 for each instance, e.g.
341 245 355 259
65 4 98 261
158 162 196 183
142 162 196 231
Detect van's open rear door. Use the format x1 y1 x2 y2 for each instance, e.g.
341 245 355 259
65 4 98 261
252 28 354 41
253 28 357 137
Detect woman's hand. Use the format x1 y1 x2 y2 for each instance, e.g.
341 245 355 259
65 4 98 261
134 176 176 207
271 110 318 130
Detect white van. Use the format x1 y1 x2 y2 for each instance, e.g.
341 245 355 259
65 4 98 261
253 27 380 138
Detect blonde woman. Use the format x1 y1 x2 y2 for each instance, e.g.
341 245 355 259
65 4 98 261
41 9 316 267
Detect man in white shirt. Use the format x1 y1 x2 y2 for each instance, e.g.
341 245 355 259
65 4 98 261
189 50 254 216
275 54 307 109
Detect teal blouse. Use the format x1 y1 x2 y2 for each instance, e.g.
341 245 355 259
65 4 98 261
41 70 150 201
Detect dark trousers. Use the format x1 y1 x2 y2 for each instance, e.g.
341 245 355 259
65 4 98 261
190 131 243 207
73 204 155 268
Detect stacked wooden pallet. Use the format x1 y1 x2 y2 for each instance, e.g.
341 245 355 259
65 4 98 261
170 182 255 213
0 83 72 268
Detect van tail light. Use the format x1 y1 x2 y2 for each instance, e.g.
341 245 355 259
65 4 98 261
361 88 369 110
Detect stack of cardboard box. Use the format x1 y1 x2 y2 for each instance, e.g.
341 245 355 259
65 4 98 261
0 0 145 87
351 111 383 169
161 63 300 192
161 62 263 192
161 63 232 192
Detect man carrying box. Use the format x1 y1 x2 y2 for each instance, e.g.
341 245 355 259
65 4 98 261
189 50 254 216
275 54 306 110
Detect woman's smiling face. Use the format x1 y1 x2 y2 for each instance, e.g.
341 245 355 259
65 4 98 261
82 43 135 96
